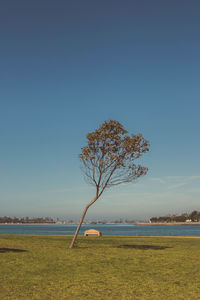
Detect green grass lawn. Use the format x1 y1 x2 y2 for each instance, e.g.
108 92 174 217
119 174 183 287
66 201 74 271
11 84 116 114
0 235 199 299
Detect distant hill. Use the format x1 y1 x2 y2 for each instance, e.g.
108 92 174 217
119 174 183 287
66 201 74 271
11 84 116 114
0 216 55 224
150 210 200 223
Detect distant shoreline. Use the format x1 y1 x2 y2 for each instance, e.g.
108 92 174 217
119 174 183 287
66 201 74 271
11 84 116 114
0 223 128 225
0 223 57 225
1 222 200 226
136 222 200 226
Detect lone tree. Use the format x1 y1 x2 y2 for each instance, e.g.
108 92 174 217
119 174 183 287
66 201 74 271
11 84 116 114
70 120 149 248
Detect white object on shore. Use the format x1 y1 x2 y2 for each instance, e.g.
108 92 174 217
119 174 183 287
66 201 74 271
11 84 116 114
84 229 102 236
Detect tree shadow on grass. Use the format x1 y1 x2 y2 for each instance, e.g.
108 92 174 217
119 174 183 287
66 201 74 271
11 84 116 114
118 244 172 250
0 248 27 253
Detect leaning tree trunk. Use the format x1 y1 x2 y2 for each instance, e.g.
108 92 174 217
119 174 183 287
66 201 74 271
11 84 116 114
69 196 98 248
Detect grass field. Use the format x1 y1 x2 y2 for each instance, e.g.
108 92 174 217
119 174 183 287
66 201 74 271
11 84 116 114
0 235 199 299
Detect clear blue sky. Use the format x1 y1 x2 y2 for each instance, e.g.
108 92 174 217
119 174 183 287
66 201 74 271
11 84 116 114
0 0 200 220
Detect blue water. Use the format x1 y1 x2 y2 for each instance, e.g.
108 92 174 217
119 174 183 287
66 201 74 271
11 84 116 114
0 224 200 236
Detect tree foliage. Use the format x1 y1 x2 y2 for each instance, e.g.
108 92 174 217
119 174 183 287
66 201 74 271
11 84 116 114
80 120 149 197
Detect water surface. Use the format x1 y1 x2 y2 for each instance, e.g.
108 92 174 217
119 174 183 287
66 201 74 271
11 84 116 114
0 224 200 236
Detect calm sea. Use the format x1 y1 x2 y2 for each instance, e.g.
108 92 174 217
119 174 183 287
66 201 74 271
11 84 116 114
0 224 200 236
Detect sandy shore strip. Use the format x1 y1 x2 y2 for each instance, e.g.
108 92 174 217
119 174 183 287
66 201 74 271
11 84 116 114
128 235 200 238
